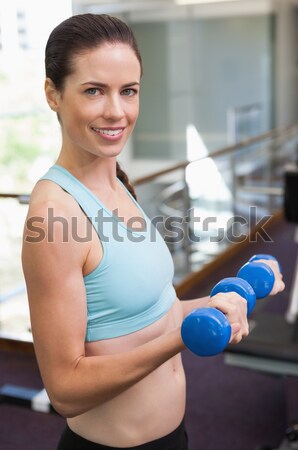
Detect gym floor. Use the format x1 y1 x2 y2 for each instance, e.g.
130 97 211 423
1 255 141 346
0 217 297 450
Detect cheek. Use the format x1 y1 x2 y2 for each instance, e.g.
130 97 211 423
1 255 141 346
68 106 98 130
128 103 139 123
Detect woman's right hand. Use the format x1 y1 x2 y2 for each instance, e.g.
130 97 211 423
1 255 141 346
207 292 250 344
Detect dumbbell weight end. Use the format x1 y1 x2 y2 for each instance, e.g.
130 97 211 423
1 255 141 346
248 254 281 272
181 308 231 357
210 277 256 316
237 261 275 299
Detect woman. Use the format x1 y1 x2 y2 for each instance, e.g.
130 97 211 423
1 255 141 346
22 13 283 450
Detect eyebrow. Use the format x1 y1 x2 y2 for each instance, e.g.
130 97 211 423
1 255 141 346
81 81 140 88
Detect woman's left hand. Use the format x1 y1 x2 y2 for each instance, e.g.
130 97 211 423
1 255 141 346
256 258 285 295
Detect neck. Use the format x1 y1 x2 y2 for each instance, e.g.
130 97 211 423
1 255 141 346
56 151 118 191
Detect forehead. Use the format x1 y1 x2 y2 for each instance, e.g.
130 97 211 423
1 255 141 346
69 43 141 83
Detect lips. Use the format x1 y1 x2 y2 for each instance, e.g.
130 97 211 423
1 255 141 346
91 126 125 141
92 127 124 136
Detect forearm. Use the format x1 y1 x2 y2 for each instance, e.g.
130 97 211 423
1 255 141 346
51 327 185 417
181 296 210 318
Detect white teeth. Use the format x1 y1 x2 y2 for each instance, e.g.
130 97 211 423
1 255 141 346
93 128 123 136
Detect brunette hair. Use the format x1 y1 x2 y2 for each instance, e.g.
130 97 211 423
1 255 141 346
45 13 141 199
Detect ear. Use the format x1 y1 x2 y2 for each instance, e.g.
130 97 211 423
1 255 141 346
44 78 61 112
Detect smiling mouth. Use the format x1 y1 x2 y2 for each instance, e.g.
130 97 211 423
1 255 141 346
92 127 124 136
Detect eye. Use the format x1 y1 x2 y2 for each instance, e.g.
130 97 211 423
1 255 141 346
85 87 100 96
121 88 138 97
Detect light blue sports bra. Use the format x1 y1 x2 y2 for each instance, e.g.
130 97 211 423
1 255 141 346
40 165 176 342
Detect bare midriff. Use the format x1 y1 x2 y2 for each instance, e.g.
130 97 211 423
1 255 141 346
67 298 186 448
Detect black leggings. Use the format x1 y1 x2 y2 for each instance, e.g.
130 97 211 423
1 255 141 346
56 420 189 450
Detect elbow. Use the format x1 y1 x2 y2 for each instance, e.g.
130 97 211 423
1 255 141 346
46 369 92 417
51 397 87 418
49 389 89 418
51 400 79 418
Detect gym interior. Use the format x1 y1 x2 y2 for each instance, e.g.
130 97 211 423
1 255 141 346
0 1 298 449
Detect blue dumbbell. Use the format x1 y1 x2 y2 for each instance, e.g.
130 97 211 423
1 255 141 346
181 307 231 357
210 277 256 316
181 277 255 357
181 254 280 357
237 254 280 299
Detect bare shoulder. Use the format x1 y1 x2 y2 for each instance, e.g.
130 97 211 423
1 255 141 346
28 179 80 218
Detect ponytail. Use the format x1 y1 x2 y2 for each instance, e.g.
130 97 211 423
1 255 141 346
116 162 137 200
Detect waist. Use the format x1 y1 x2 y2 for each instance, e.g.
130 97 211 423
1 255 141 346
63 417 188 450
68 357 186 447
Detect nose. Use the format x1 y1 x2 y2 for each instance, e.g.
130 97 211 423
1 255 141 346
103 94 125 121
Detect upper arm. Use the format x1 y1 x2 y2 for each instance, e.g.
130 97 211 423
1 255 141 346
22 198 89 399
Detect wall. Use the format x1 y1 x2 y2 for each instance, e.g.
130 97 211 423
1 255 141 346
274 0 298 127
131 14 274 163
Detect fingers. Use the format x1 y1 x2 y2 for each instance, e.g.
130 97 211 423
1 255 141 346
209 292 247 318
208 292 249 344
254 259 285 295
230 324 242 344
270 277 285 296
270 263 285 295
230 322 249 344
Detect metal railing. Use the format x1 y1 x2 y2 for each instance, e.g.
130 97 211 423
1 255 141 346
133 122 298 282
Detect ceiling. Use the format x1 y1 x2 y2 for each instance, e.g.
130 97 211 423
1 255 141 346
71 0 277 21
